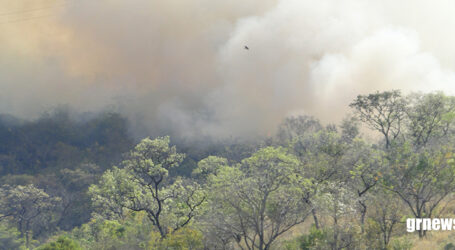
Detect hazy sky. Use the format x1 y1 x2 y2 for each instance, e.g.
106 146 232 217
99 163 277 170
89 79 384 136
2 0 455 138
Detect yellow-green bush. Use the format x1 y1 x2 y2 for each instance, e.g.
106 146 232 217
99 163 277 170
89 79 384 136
148 228 204 250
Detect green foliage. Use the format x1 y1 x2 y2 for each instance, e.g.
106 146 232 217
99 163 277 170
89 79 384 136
363 218 383 249
202 146 310 249
52 163 101 230
0 110 132 175
89 137 206 238
384 144 455 229
73 219 128 249
290 128 347 183
0 184 61 248
2 91 455 248
276 115 323 145
350 90 406 148
389 237 413 250
298 225 327 250
148 228 204 250
284 225 358 250
0 111 133 235
405 92 455 147
0 221 25 250
0 174 35 186
38 236 82 250
444 243 455 250
71 213 152 250
191 156 228 181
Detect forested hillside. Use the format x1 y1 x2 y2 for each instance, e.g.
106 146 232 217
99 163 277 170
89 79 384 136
2 91 455 249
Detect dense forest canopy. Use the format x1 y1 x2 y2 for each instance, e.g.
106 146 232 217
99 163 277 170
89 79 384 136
2 91 455 249
0 110 133 175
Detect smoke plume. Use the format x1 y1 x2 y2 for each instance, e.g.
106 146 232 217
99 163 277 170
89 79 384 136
1 0 455 138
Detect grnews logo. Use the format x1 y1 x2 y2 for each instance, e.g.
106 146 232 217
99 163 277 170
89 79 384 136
407 218 455 232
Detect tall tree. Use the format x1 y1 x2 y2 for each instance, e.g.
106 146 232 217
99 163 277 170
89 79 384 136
405 92 455 148
312 181 360 249
276 115 323 145
364 188 404 249
290 128 349 229
384 143 455 238
89 136 206 238
201 147 311 250
0 184 61 248
350 90 407 148
344 139 385 230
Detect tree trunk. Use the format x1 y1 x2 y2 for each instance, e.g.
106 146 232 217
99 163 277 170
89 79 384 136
157 221 166 238
418 228 426 238
359 201 367 233
25 220 31 249
312 208 320 229
149 213 166 238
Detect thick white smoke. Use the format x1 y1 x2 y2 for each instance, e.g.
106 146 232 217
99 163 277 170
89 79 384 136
1 0 455 138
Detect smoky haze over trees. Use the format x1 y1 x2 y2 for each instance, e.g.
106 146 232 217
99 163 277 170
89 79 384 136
3 0 455 139
1 91 455 249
